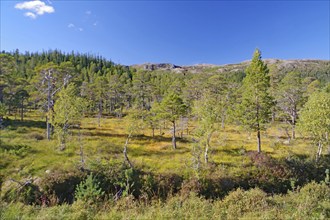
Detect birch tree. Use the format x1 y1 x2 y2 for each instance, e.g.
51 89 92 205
51 83 86 150
34 62 75 139
298 91 330 161
276 71 305 140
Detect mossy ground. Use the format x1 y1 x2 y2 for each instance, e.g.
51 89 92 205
1 111 316 180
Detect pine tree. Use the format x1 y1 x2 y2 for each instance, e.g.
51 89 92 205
158 92 187 149
237 49 273 153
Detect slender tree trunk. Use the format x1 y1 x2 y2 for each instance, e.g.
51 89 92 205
172 121 176 149
123 134 133 168
20 99 24 121
291 114 296 140
204 147 208 164
316 141 323 162
204 132 213 164
291 124 295 140
152 127 155 138
46 74 52 140
46 116 51 140
257 127 261 153
59 123 68 151
256 102 261 153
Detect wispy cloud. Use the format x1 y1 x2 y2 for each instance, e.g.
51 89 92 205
15 0 55 19
67 23 83 32
85 10 91 15
93 21 98 26
68 23 75 28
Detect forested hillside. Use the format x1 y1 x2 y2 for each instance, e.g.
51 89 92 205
1 49 329 219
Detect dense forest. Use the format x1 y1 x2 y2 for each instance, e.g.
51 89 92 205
0 49 329 219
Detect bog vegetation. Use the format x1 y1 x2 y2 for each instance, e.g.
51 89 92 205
0 49 329 219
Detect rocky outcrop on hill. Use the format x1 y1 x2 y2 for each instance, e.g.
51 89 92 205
142 63 182 71
131 59 329 81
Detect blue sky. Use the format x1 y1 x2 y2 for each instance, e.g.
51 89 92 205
1 1 329 65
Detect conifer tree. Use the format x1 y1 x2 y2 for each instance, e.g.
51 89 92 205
237 49 273 153
159 92 187 149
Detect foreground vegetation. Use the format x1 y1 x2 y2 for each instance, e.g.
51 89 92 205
1 114 330 219
0 49 329 218
2 182 329 219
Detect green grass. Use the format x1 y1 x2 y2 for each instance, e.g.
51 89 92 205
1 112 328 219
0 112 318 180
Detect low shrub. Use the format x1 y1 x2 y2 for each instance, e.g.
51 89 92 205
218 187 270 219
75 173 104 204
28 132 44 140
292 181 330 218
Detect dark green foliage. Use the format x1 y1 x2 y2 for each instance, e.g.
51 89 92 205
237 49 273 152
75 173 104 204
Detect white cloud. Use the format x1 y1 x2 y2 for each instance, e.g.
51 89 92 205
86 10 91 15
78 28 83 32
93 21 98 26
25 12 37 19
15 0 55 18
68 23 75 28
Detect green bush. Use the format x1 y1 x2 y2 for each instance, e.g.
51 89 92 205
292 182 330 218
75 173 104 204
219 187 269 219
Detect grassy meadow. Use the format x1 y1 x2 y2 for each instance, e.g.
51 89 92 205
1 111 329 219
1 111 316 180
